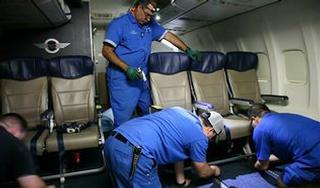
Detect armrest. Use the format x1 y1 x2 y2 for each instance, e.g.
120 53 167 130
229 98 254 118
194 101 214 111
193 101 215 116
229 98 255 107
261 95 289 106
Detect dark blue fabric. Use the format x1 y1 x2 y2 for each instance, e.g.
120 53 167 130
115 107 208 165
56 131 65 178
226 51 258 71
0 57 47 80
148 52 190 74
190 52 225 73
48 56 93 79
253 113 320 185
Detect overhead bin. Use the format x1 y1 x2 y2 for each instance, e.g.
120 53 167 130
157 0 280 34
0 0 71 29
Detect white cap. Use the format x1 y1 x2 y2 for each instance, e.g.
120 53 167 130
207 111 224 135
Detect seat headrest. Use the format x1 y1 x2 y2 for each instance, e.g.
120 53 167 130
0 57 47 80
48 56 93 79
190 52 225 73
226 52 258 71
148 52 190 74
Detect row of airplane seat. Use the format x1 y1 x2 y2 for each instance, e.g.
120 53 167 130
0 56 104 178
148 51 264 141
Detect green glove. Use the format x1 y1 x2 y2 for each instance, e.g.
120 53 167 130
126 67 140 80
186 47 201 61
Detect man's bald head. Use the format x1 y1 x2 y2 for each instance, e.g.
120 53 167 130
0 113 28 140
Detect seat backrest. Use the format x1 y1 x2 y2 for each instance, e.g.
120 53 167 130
48 56 95 125
148 52 192 110
225 52 262 103
0 57 48 129
190 52 230 115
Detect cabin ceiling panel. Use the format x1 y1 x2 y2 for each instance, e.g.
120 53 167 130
161 0 280 34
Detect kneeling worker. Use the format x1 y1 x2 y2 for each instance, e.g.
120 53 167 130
104 107 222 187
0 113 49 188
248 103 320 187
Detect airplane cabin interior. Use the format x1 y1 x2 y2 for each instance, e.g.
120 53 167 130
0 0 319 187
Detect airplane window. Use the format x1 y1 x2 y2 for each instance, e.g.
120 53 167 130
283 50 308 84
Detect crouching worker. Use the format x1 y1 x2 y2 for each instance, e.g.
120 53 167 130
0 113 49 188
248 103 320 187
104 107 222 187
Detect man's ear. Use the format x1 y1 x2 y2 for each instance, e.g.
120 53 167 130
129 7 136 12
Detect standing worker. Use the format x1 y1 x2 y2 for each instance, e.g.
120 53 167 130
248 103 320 187
104 107 222 187
102 0 200 127
0 113 49 188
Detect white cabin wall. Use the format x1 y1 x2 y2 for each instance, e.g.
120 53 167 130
180 0 320 120
93 29 108 73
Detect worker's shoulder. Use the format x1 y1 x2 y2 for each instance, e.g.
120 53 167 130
0 129 23 150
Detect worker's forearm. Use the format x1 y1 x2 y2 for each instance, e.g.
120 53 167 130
164 32 188 52
175 161 186 183
102 45 128 71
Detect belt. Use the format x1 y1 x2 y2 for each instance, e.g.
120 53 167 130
110 131 134 147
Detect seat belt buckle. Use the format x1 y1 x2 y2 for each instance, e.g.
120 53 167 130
66 127 76 134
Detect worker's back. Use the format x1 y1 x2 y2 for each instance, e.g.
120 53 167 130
253 113 320 164
115 107 207 165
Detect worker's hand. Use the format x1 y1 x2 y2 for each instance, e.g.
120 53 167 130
254 160 269 171
126 67 140 80
176 178 191 187
210 165 221 176
186 47 201 61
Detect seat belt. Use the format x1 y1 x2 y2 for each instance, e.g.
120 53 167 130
30 127 45 170
224 125 233 153
56 130 66 185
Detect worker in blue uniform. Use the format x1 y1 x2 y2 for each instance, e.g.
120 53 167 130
248 103 320 187
102 0 200 127
104 107 223 187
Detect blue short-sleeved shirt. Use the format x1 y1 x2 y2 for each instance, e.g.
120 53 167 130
115 107 208 165
253 113 320 166
104 12 167 79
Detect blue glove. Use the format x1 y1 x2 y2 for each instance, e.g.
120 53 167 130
186 47 201 61
126 67 140 80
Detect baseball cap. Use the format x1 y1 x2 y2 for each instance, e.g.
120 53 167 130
202 111 224 135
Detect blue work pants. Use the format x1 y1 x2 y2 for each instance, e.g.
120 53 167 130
104 136 161 188
107 74 150 127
